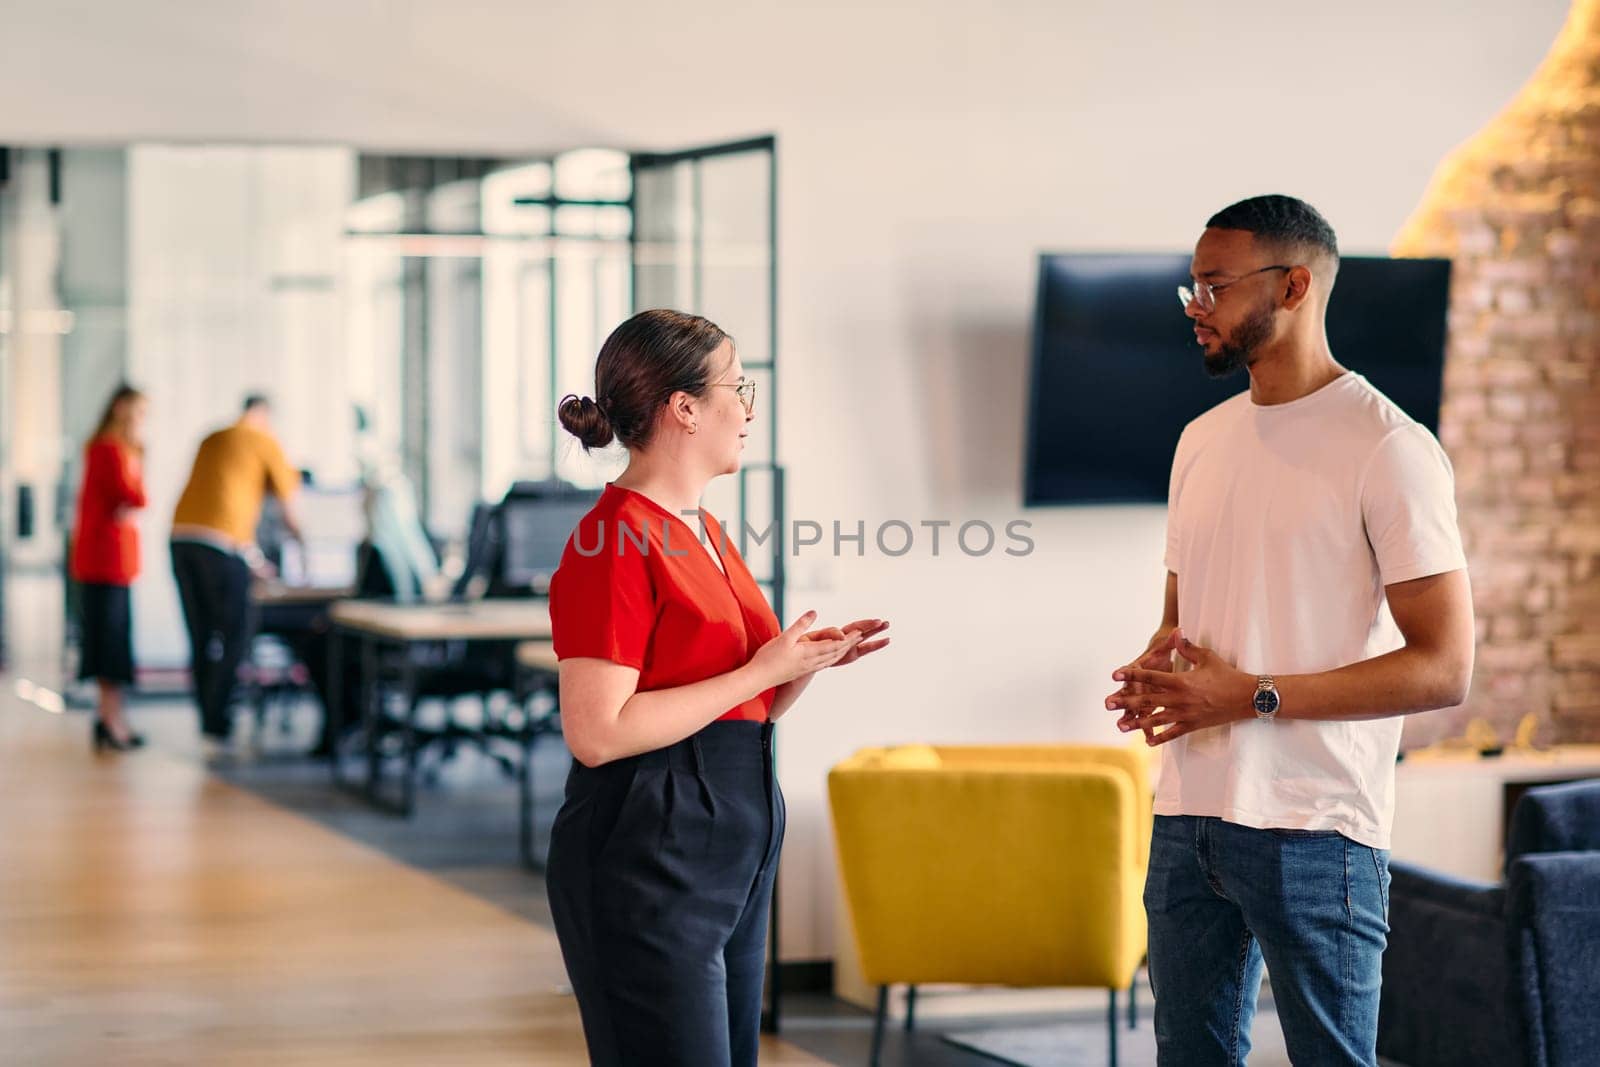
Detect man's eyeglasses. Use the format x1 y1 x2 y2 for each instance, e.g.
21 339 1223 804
1178 265 1292 314
712 377 757 414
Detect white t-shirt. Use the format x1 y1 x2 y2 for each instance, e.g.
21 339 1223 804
1158 372 1467 849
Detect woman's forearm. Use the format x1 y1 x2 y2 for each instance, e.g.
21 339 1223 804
577 663 775 765
767 673 815 722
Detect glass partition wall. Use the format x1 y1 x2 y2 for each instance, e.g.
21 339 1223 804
1 140 779 674
346 149 635 541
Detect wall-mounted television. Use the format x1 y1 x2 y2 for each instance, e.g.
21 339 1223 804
1023 254 1451 506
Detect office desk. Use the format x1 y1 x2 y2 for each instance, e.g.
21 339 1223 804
254 582 356 608
330 599 553 643
253 582 351 638
516 640 559 672
328 599 553 817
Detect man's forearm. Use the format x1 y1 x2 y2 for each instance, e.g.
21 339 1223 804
1274 644 1471 723
280 499 305 542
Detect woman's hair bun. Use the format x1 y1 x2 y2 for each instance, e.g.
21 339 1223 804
557 393 615 451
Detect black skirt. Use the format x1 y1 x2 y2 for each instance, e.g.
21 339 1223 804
78 582 135 684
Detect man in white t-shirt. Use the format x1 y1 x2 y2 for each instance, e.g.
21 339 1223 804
1106 195 1474 1067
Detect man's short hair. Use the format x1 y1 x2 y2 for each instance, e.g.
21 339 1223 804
1206 195 1340 267
242 394 271 414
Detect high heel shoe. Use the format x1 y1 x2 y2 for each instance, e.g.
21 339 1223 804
92 720 143 752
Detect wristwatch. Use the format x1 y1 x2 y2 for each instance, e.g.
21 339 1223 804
1253 676 1281 721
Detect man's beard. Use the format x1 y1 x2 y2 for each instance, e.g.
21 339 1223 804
1202 302 1275 379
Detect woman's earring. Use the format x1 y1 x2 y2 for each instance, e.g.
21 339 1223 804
689 424 698 435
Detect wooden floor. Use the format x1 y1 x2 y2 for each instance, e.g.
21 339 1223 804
0 690 827 1066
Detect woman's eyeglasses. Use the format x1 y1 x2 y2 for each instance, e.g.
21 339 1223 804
712 377 757 414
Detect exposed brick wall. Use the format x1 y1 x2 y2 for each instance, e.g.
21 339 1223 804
1394 0 1600 745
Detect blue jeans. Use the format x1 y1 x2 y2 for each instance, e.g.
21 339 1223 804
1144 815 1391 1067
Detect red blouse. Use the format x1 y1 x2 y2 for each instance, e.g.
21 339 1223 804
70 436 147 586
549 484 782 723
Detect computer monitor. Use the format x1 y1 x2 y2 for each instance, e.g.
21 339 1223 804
269 484 366 587
497 492 599 595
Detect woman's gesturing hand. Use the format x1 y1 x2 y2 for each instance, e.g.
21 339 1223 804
800 619 890 668
748 611 862 688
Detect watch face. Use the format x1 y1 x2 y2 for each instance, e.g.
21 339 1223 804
1254 688 1279 715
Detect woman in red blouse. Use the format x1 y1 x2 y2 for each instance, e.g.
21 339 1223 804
547 310 889 1066
70 384 149 752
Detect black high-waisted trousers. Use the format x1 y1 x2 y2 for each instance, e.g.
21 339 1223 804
546 720 785 1067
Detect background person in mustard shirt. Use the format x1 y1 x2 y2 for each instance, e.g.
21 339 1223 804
170 395 303 749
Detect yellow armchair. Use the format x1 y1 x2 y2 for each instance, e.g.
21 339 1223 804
828 743 1152 1065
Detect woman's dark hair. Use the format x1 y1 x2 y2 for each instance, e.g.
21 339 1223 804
91 384 146 444
559 309 731 451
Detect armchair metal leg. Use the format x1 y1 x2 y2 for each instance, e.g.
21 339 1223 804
1129 972 1138 1029
870 985 888 1066
904 984 916 1031
1107 988 1119 1067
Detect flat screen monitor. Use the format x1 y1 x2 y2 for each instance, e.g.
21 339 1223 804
1023 254 1451 506
499 494 600 594
272 485 365 587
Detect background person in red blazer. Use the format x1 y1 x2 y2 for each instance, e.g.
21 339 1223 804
70 384 149 752
546 309 889 1067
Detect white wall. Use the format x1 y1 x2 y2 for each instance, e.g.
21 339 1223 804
0 0 1572 961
